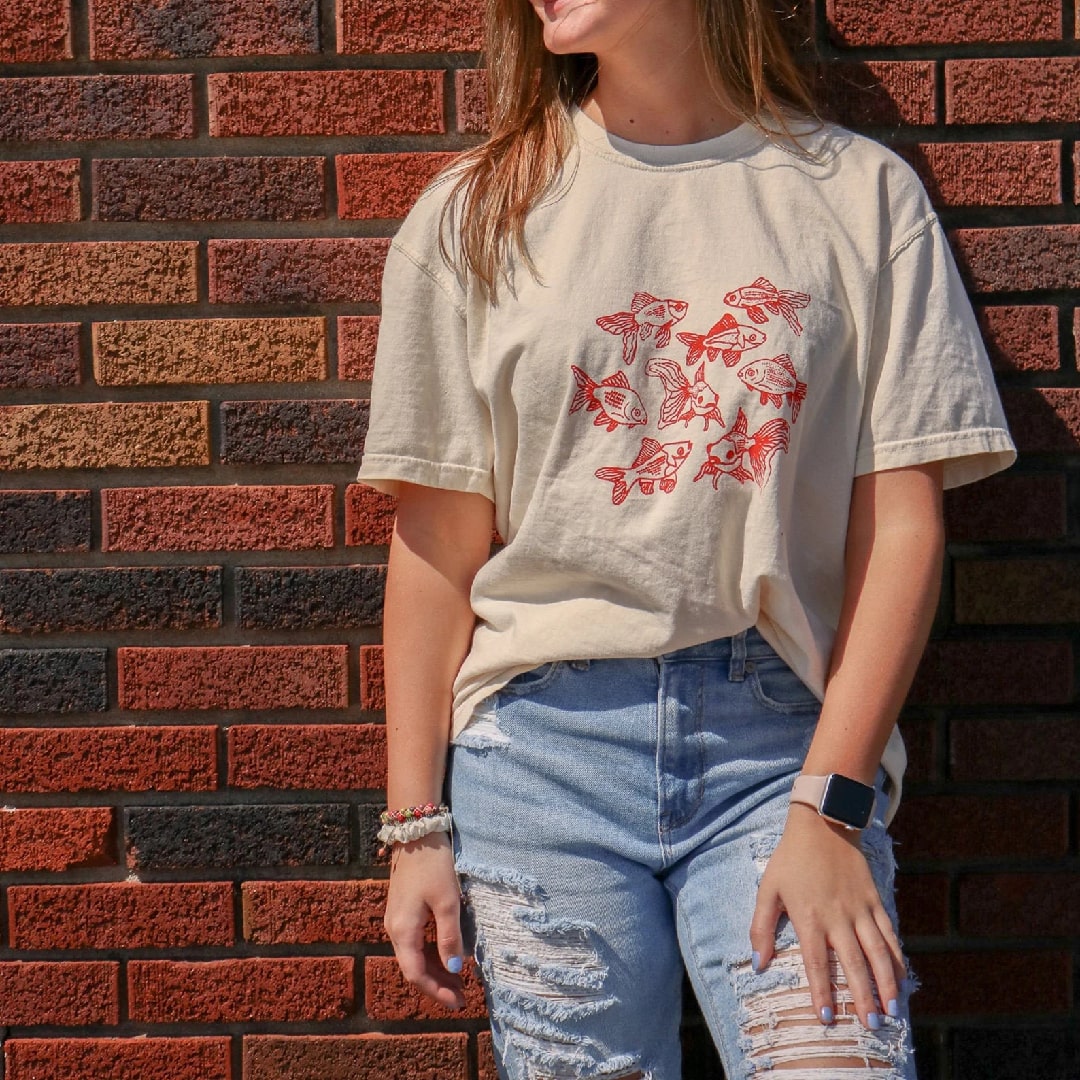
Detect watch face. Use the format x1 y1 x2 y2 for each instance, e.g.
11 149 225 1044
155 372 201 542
821 774 875 829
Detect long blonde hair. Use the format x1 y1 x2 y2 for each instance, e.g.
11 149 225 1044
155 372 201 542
442 0 822 301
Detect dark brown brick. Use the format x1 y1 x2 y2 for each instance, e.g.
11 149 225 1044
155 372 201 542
338 0 482 53
1000 388 1080 454
455 69 487 133
900 143 1060 207
337 152 457 219
359 645 385 710
235 565 384 628
951 716 1080 781
0 491 91 553
227 725 386 790
909 950 1071 1016
0 962 118 1026
0 324 81 388
958 873 1080 938
952 227 1080 293
823 61 937 127
953 1027 1079 1079
947 59 1080 124
242 880 388 944
0 0 71 61
337 315 379 380
0 160 81 223
4 1039 231 1080
242 1033 469 1080
0 807 114 872
956 558 1080 624
910 640 1072 706
944 473 1066 542
0 648 107 714
346 485 396 546
827 0 1058 45
220 399 368 463
895 874 949 937
898 714 934 784
976 305 1059 373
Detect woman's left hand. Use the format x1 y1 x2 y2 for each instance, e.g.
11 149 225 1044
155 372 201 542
748 802 908 1029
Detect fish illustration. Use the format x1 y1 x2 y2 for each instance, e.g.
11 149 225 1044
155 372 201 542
645 358 724 430
736 354 808 423
596 292 690 365
724 277 812 335
568 365 648 432
693 408 789 489
595 437 693 506
676 313 768 367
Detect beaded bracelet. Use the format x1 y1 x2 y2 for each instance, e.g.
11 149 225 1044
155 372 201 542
377 802 452 857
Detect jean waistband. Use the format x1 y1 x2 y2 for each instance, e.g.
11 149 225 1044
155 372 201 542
657 626 780 675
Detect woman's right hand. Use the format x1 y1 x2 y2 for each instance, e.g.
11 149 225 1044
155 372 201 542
383 831 467 1009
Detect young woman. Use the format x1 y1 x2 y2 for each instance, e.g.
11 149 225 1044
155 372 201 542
357 1 1016 1076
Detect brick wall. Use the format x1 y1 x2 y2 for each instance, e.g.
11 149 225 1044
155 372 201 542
0 1 1076 1078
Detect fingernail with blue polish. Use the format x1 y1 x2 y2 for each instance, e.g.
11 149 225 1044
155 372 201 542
751 951 761 973
820 1006 834 1024
867 1012 881 1030
446 955 463 974
887 998 900 1018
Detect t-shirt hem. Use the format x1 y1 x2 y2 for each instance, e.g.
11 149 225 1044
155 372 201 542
854 428 1017 490
356 454 494 500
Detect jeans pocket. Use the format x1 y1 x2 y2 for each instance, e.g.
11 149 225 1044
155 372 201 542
497 660 567 700
747 654 821 714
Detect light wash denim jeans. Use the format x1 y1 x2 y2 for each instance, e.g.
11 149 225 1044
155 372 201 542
446 627 918 1080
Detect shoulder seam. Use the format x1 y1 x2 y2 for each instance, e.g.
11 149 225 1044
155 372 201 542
391 240 467 323
879 212 936 272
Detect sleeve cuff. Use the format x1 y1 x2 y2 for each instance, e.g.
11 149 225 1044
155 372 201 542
356 453 495 501
854 428 1017 490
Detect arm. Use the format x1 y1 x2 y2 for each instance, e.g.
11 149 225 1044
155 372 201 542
750 460 945 1027
381 482 495 1010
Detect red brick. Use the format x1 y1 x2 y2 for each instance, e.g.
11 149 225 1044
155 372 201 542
208 238 388 304
118 645 349 710
90 0 318 58
0 807 114 871
947 59 1080 124
228 724 385 789
910 640 1073 706
129 957 353 1023
891 794 1068 860
346 485 396 546
8 882 234 949
899 142 1060 207
102 485 335 552
0 962 118 1026
337 152 457 220
364 956 487 1020
957 874 1080 938
827 0 1058 45
956 558 1080 624
0 324 81 388
895 874 949 937
209 70 443 136
0 0 71 60
0 76 193 141
455 69 488 133
1000 388 1080 454
94 317 327 385
909 950 1071 1016
242 880 388 944
0 726 217 793
898 715 934 783
478 1032 497 1080
243 1033 469 1080
951 716 1080 781
4 1038 231 1080
0 161 80 223
952 227 1080 293
338 316 379 380
338 0 482 53
976 305 1059 373
944 473 1067 542
359 645 385 711
824 61 937 127
0 402 209 470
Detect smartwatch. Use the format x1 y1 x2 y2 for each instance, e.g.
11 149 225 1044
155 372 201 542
790 773 876 831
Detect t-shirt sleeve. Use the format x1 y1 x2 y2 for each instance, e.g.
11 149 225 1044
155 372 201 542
854 213 1016 489
356 239 494 501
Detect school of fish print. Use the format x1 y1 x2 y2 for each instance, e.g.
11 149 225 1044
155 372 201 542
583 279 811 504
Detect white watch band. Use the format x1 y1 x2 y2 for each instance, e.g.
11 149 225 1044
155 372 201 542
790 773 828 813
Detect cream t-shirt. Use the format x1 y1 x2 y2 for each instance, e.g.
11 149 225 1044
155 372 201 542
357 106 1016 825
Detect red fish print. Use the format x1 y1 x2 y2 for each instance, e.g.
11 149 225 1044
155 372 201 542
736 354 808 423
693 408 789 489
676 313 768 367
569 365 648 432
645 358 724 430
724 277 811 335
596 292 690 365
595 437 693 506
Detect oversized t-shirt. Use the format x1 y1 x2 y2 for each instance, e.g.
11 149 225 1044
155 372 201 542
357 105 1016 825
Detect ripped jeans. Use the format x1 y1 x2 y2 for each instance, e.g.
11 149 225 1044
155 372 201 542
446 628 918 1080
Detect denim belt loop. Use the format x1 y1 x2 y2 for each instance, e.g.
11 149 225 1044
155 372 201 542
728 630 748 682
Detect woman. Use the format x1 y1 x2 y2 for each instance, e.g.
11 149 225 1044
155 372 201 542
357 1 1016 1076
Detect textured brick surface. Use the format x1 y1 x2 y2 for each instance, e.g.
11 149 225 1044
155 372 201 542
911 641 1073 705
478 1032 497 1080
898 715 933 783
951 716 1080 781
895 874 949 937
0 491 91 553
208 70 443 136
242 1033 470 1079
346 485 396 546
227 724 386 789
0 726 218 792
5 1038 231 1080
359 645 385 710
827 0 1058 45
337 152 457 219
0 324 81 388
904 142 1060 207
1001 388 1080 454
957 873 1080 938
337 315 379 380
0 242 198 306
338 0 482 52
0 0 71 61
103 485 335 551
0 76 194 141
824 61 936 127
952 227 1080 293
0 962 118 1026
956 558 1080 623
126 803 351 868
944 473 1066 542
93 156 325 221
910 950 1071 1016
953 1028 1079 1079
947 59 1080 124
8 882 234 949
130 957 353 1022
242 879 388 943
0 160 81 223
365 956 486 1019
0 807 114 872
235 565 385 628
0 566 221 633
976 305 1059 372
90 0 319 58
455 69 488 133
94 317 327 385
0 402 209 470
117 645 349 710
0 648 107 714
221 399 368 463
209 239 389 304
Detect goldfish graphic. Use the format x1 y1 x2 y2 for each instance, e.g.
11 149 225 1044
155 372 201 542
676 313 768 367
724 277 812 335
737 354 808 423
569 365 648 432
645 358 724 430
595 437 693 506
693 408 789 489
596 292 690 365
